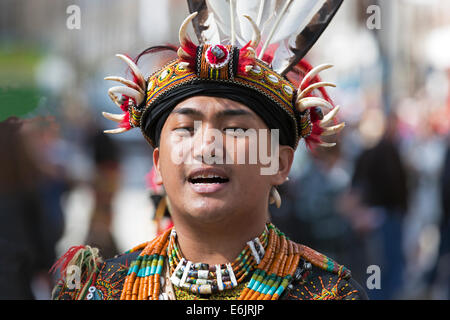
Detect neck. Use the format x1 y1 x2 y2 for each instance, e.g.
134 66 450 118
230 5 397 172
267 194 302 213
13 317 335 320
170 211 268 265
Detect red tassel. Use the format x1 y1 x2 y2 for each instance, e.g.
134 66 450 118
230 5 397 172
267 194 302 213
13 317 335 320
297 59 334 105
119 97 129 112
239 42 251 56
181 39 197 57
304 112 326 151
119 111 131 130
238 42 256 75
49 245 86 276
179 39 197 67
256 43 278 65
311 121 325 137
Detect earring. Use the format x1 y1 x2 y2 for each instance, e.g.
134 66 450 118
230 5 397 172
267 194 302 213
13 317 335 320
269 187 281 208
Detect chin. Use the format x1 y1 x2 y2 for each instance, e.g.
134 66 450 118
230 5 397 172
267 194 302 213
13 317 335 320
185 198 235 224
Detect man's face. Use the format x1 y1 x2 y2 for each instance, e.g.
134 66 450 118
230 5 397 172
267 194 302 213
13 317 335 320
153 96 293 226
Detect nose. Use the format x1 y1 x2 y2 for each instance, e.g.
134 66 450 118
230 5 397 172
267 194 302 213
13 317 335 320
191 121 224 165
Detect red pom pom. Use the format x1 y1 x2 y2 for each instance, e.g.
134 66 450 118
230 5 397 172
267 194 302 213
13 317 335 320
206 44 229 65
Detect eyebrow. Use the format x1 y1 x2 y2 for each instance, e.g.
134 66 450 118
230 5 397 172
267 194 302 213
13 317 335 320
172 107 253 118
171 107 203 116
216 109 253 118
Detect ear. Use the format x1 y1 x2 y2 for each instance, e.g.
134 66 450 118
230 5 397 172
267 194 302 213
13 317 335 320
152 147 164 185
270 145 294 186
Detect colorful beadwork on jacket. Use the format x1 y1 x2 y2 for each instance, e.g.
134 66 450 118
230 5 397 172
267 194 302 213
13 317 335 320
51 253 130 300
51 227 366 300
285 260 362 300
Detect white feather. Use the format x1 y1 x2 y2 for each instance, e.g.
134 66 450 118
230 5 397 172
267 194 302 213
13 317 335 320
271 39 291 73
206 0 233 41
235 0 257 45
235 0 272 45
246 1 277 48
205 0 277 47
230 0 236 45
271 0 326 44
256 0 275 26
258 0 293 59
259 12 276 42
259 1 284 42
200 0 333 68
203 12 222 44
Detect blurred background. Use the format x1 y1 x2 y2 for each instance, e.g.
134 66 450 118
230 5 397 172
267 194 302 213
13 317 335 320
0 0 449 300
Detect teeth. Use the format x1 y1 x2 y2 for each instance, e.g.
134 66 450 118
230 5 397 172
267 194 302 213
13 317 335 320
189 172 230 184
191 174 226 179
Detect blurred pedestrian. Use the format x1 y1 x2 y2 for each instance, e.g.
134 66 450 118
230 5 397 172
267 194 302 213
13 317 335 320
271 144 357 271
429 139 450 298
346 117 409 300
0 117 65 299
84 130 121 259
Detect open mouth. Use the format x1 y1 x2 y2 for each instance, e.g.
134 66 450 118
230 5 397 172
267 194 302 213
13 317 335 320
188 175 229 184
187 168 230 193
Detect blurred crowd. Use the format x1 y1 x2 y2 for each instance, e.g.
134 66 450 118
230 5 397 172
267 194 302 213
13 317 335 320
1 0 450 300
272 110 450 300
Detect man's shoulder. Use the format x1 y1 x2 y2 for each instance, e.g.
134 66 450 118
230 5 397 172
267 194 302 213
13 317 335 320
281 244 368 300
103 249 142 268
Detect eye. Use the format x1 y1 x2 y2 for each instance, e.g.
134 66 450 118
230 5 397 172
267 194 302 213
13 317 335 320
224 127 249 132
173 127 194 136
175 126 194 132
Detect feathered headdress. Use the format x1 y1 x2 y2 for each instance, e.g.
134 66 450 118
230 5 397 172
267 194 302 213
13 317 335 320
103 0 344 149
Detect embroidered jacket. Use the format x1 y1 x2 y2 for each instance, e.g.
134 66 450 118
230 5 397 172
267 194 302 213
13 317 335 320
51 244 368 300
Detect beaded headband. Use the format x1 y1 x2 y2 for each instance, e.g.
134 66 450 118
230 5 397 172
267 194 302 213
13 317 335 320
103 4 344 150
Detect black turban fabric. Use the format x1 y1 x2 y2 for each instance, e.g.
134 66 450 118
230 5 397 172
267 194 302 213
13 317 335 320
141 81 299 148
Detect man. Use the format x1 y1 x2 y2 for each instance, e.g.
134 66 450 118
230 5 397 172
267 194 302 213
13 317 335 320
51 2 367 300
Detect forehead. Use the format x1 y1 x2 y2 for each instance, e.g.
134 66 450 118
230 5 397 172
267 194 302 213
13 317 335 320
170 96 261 119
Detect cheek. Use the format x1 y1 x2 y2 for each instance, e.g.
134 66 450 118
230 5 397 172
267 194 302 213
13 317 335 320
158 143 186 187
232 167 271 204
229 139 271 191
228 134 275 192
224 136 257 165
224 133 273 166
166 133 195 164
